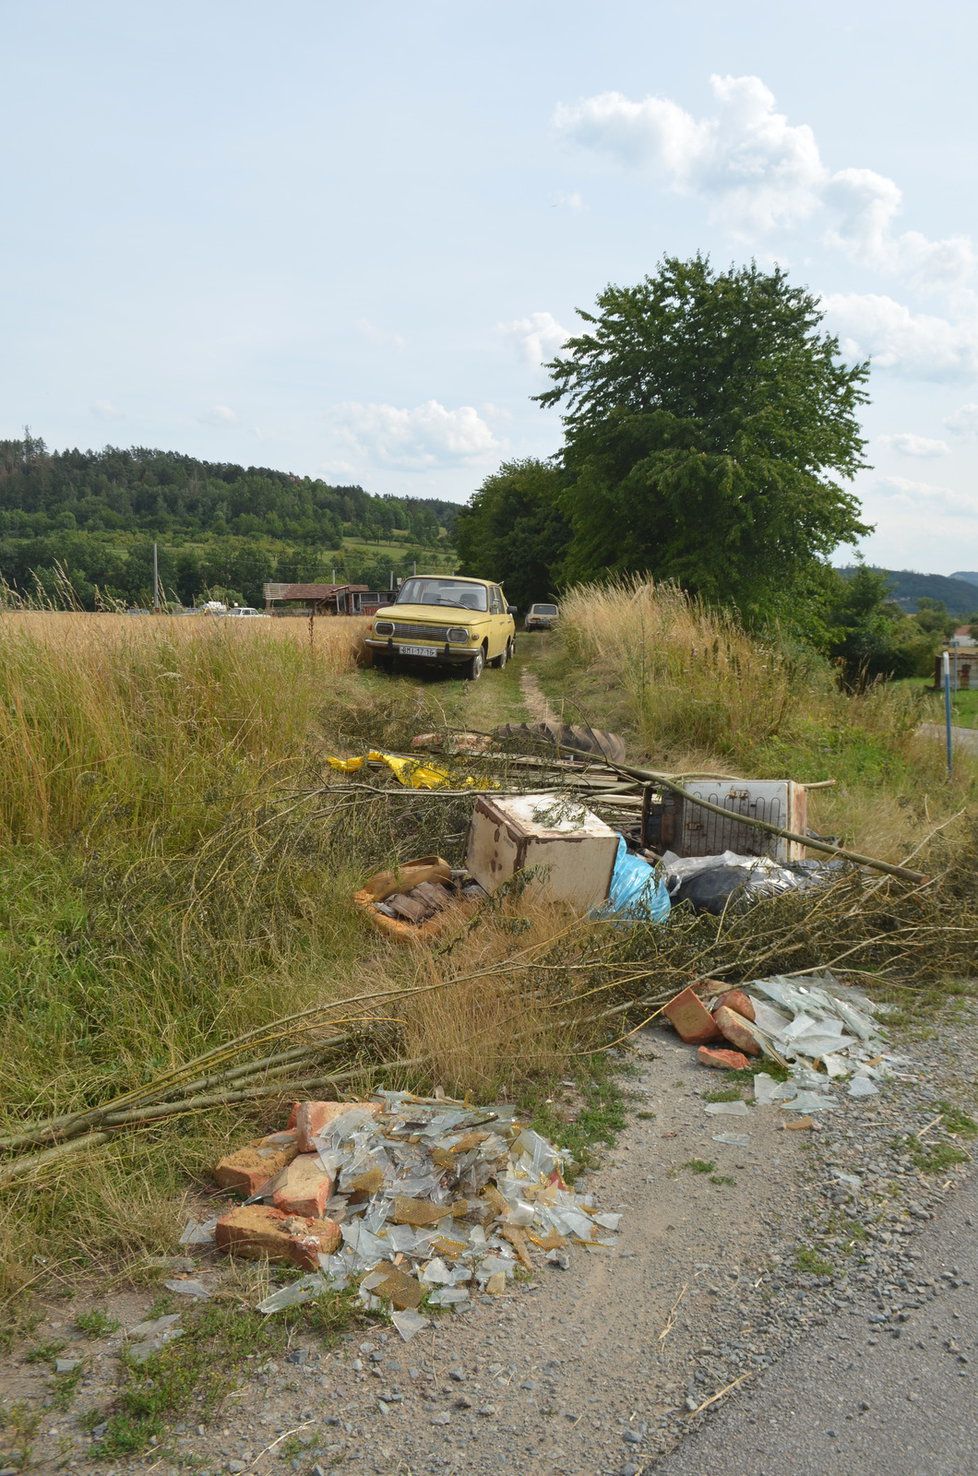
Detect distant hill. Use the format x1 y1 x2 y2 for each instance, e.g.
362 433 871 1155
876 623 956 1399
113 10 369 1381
0 433 460 608
837 566 978 618
952 571 978 587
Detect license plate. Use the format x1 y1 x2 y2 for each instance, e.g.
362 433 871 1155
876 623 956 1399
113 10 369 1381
400 644 438 657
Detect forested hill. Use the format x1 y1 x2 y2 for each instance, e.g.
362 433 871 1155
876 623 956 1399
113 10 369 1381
838 565 978 618
0 433 460 608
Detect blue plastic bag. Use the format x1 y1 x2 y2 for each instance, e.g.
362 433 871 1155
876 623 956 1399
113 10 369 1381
600 836 671 923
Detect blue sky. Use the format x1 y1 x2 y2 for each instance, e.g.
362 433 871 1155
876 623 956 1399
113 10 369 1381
2 0 977 573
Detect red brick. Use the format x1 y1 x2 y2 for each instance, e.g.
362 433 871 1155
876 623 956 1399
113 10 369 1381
213 1132 298 1197
716 988 756 1022
271 1153 334 1217
662 987 722 1046
713 1004 761 1056
214 1204 341 1268
697 1045 751 1071
292 1100 382 1153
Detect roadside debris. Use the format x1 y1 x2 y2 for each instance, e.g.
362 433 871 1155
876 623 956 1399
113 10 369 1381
354 856 488 939
197 1094 621 1336
661 972 897 1113
662 850 845 915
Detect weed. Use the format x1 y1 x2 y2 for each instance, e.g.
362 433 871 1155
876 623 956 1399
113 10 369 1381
701 1087 744 1103
794 1247 834 1277
680 1159 716 1175
75 1309 119 1338
51 1365 83 1410
91 1302 285 1459
709 1175 736 1187
904 1138 971 1175
938 1102 978 1139
25 1339 66 1365
288 1287 380 1347
636 1110 656 1120
523 1055 627 1177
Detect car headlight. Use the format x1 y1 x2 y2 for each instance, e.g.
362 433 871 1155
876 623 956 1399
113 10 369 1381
446 626 469 643
374 620 394 636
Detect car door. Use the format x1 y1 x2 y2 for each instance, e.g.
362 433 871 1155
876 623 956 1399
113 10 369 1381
487 585 506 658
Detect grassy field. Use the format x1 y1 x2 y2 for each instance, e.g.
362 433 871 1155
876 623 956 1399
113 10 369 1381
543 578 978 863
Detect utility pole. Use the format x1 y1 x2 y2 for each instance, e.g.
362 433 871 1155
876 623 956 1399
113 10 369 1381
153 542 160 613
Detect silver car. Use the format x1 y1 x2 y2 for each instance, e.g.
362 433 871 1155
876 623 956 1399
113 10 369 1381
524 601 558 631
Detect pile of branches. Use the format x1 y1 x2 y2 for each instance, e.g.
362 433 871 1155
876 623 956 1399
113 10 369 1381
3 841 975 1189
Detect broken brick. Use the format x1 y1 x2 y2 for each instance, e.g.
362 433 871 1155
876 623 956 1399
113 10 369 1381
271 1153 334 1218
291 1100 382 1153
713 1004 761 1057
214 1204 341 1268
697 1045 751 1071
213 1133 298 1198
662 986 723 1046
716 988 756 1022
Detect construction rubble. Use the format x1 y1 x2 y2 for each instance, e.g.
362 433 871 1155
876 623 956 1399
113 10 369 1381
663 971 899 1115
189 1093 620 1340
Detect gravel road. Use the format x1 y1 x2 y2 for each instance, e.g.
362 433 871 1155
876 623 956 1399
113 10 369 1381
654 1165 978 1476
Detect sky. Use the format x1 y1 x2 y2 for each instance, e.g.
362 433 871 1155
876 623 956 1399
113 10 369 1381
2 0 977 574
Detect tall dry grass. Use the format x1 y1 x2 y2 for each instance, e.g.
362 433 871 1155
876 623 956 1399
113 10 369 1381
554 576 977 861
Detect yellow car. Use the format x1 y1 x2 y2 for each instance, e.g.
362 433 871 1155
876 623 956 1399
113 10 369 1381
364 574 516 680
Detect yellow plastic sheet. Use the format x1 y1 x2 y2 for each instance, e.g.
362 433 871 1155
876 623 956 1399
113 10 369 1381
327 749 467 790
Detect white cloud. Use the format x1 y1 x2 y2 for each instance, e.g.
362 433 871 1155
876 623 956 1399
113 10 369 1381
334 400 498 470
551 190 585 211
91 399 123 420
822 293 978 380
877 432 949 458
199 404 237 425
499 310 571 369
944 402 978 438
554 75 972 283
876 475 978 519
356 318 407 351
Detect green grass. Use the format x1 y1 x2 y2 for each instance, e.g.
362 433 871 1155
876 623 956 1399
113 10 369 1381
895 677 978 729
701 1087 745 1103
903 1137 972 1175
680 1159 716 1175
709 1174 736 1187
524 1054 629 1177
24 1340 66 1365
88 1290 379 1459
938 1101 978 1138
794 1247 834 1276
75 1309 119 1338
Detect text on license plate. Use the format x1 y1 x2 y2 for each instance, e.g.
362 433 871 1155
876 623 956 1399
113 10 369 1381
401 644 438 657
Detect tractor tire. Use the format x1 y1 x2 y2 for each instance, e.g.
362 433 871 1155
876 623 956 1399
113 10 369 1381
492 720 627 765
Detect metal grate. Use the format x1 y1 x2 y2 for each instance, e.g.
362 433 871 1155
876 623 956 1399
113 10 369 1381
384 622 458 640
679 788 785 858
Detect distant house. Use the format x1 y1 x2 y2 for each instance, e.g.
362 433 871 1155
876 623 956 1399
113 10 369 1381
262 582 369 616
950 625 977 648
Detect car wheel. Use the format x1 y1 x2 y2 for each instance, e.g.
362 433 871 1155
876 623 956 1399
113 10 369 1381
466 648 485 681
494 642 508 670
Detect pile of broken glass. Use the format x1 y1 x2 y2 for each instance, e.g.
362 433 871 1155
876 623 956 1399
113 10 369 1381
184 1093 620 1342
746 972 902 1113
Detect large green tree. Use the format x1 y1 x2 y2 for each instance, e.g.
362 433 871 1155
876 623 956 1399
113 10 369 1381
538 256 872 622
455 459 569 612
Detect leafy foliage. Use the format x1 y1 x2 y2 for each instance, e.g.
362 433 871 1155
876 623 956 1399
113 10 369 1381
538 255 871 623
455 458 570 611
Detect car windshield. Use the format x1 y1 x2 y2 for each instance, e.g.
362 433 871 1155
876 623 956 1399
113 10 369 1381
396 577 488 612
532 603 558 615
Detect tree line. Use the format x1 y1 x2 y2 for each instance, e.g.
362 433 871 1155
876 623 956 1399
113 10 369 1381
0 437 459 607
